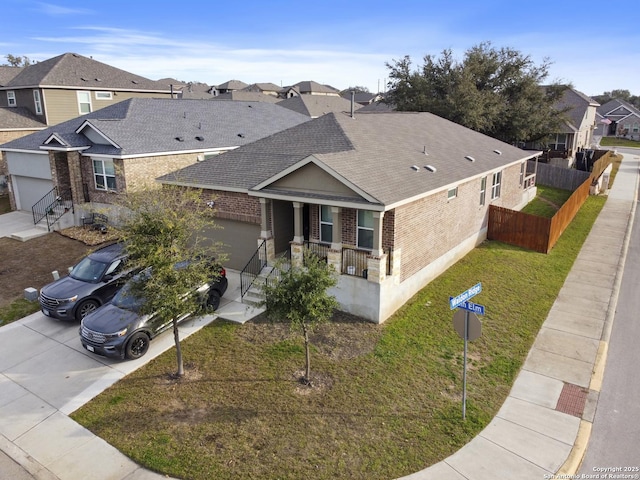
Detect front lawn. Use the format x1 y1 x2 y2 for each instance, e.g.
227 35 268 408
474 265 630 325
600 137 640 148
71 193 607 480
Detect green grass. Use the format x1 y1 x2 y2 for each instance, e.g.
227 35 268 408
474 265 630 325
520 185 573 218
0 298 40 326
70 193 608 480
600 137 640 148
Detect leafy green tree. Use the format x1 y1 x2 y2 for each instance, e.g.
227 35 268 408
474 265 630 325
117 185 224 376
340 85 370 96
385 42 567 144
3 54 32 67
262 250 339 385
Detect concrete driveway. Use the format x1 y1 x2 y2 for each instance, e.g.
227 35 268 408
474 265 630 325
0 271 262 480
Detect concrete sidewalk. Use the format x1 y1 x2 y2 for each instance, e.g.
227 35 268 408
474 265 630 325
400 150 640 479
0 151 638 480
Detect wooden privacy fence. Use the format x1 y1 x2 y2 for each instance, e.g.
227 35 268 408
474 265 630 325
488 152 614 253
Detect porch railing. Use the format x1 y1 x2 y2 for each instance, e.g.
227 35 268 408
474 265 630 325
32 186 74 232
240 240 267 298
304 241 393 278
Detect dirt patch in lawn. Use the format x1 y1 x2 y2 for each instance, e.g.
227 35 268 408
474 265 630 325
0 231 113 307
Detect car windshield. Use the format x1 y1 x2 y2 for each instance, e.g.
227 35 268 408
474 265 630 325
111 281 145 312
70 257 109 283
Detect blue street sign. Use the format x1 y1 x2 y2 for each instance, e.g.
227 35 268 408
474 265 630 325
450 298 486 316
449 283 482 310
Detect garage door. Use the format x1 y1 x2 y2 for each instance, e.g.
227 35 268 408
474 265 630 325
203 219 261 271
12 176 54 212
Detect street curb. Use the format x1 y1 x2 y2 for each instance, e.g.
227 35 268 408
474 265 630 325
557 420 593 476
0 434 58 480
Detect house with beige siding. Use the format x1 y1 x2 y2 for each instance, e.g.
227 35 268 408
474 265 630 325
0 52 174 132
160 111 539 323
0 98 310 227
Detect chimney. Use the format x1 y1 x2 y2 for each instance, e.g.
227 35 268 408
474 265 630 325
350 90 355 118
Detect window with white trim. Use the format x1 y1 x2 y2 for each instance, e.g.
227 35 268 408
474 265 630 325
357 210 374 250
33 90 42 114
7 91 16 107
78 91 92 114
479 176 487 206
447 187 458 200
491 171 502 200
93 159 116 190
519 162 525 186
548 133 567 150
320 205 333 243
95 91 113 100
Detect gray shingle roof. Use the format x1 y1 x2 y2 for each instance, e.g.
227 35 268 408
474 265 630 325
598 98 640 118
277 95 361 117
211 91 280 103
2 53 171 92
0 66 22 86
216 80 249 91
554 87 599 132
0 107 47 129
161 111 535 207
289 81 340 95
1 98 311 156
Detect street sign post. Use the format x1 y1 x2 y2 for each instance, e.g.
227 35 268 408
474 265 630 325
449 283 482 310
450 283 484 421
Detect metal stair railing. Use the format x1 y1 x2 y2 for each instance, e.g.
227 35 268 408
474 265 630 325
32 186 74 231
240 240 267 300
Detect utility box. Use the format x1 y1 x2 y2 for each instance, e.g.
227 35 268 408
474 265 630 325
24 287 38 301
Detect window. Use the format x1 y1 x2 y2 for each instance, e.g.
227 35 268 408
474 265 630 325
479 176 487 206
447 187 458 200
357 210 374 250
519 163 525 186
78 91 92 114
491 171 502 200
548 133 567 150
95 91 113 100
33 90 42 114
320 205 333 243
93 159 116 190
7 91 16 107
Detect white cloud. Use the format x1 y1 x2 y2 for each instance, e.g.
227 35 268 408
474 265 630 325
36 2 93 15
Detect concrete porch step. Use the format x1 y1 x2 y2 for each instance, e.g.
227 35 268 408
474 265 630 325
10 226 50 242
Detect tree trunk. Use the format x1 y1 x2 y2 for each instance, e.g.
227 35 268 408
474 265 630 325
173 319 184 377
302 321 311 384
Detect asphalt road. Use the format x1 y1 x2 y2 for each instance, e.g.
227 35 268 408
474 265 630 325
579 148 640 474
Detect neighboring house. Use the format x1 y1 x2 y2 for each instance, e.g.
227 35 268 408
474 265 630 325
597 98 640 139
277 94 361 118
341 91 383 106
521 87 599 167
242 83 282 96
211 91 281 103
159 110 539 323
0 98 311 220
211 80 249 96
281 81 341 98
0 52 174 130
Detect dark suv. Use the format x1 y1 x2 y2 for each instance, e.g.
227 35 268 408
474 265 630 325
39 243 131 321
79 261 228 360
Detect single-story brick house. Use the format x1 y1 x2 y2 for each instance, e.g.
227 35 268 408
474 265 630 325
160 111 540 323
0 98 310 217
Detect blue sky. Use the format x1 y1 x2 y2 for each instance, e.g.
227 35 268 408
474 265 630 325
2 0 639 96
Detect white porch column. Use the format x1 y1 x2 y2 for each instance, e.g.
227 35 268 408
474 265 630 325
292 201 304 244
330 206 342 249
259 198 272 239
372 211 384 257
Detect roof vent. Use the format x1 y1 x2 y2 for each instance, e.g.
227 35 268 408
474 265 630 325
131 80 139 84
424 165 437 172
423 146 429 155
493 149 502 155
80 77 87 82
175 136 184 142
195 136 204 141
411 165 420 172
465 155 476 162
95 78 101 82
237 133 245 138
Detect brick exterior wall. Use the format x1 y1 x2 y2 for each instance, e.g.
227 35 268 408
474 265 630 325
395 162 525 281
200 189 261 224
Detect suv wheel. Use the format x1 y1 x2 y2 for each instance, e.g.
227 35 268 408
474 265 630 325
126 332 150 359
76 299 100 321
207 291 221 310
